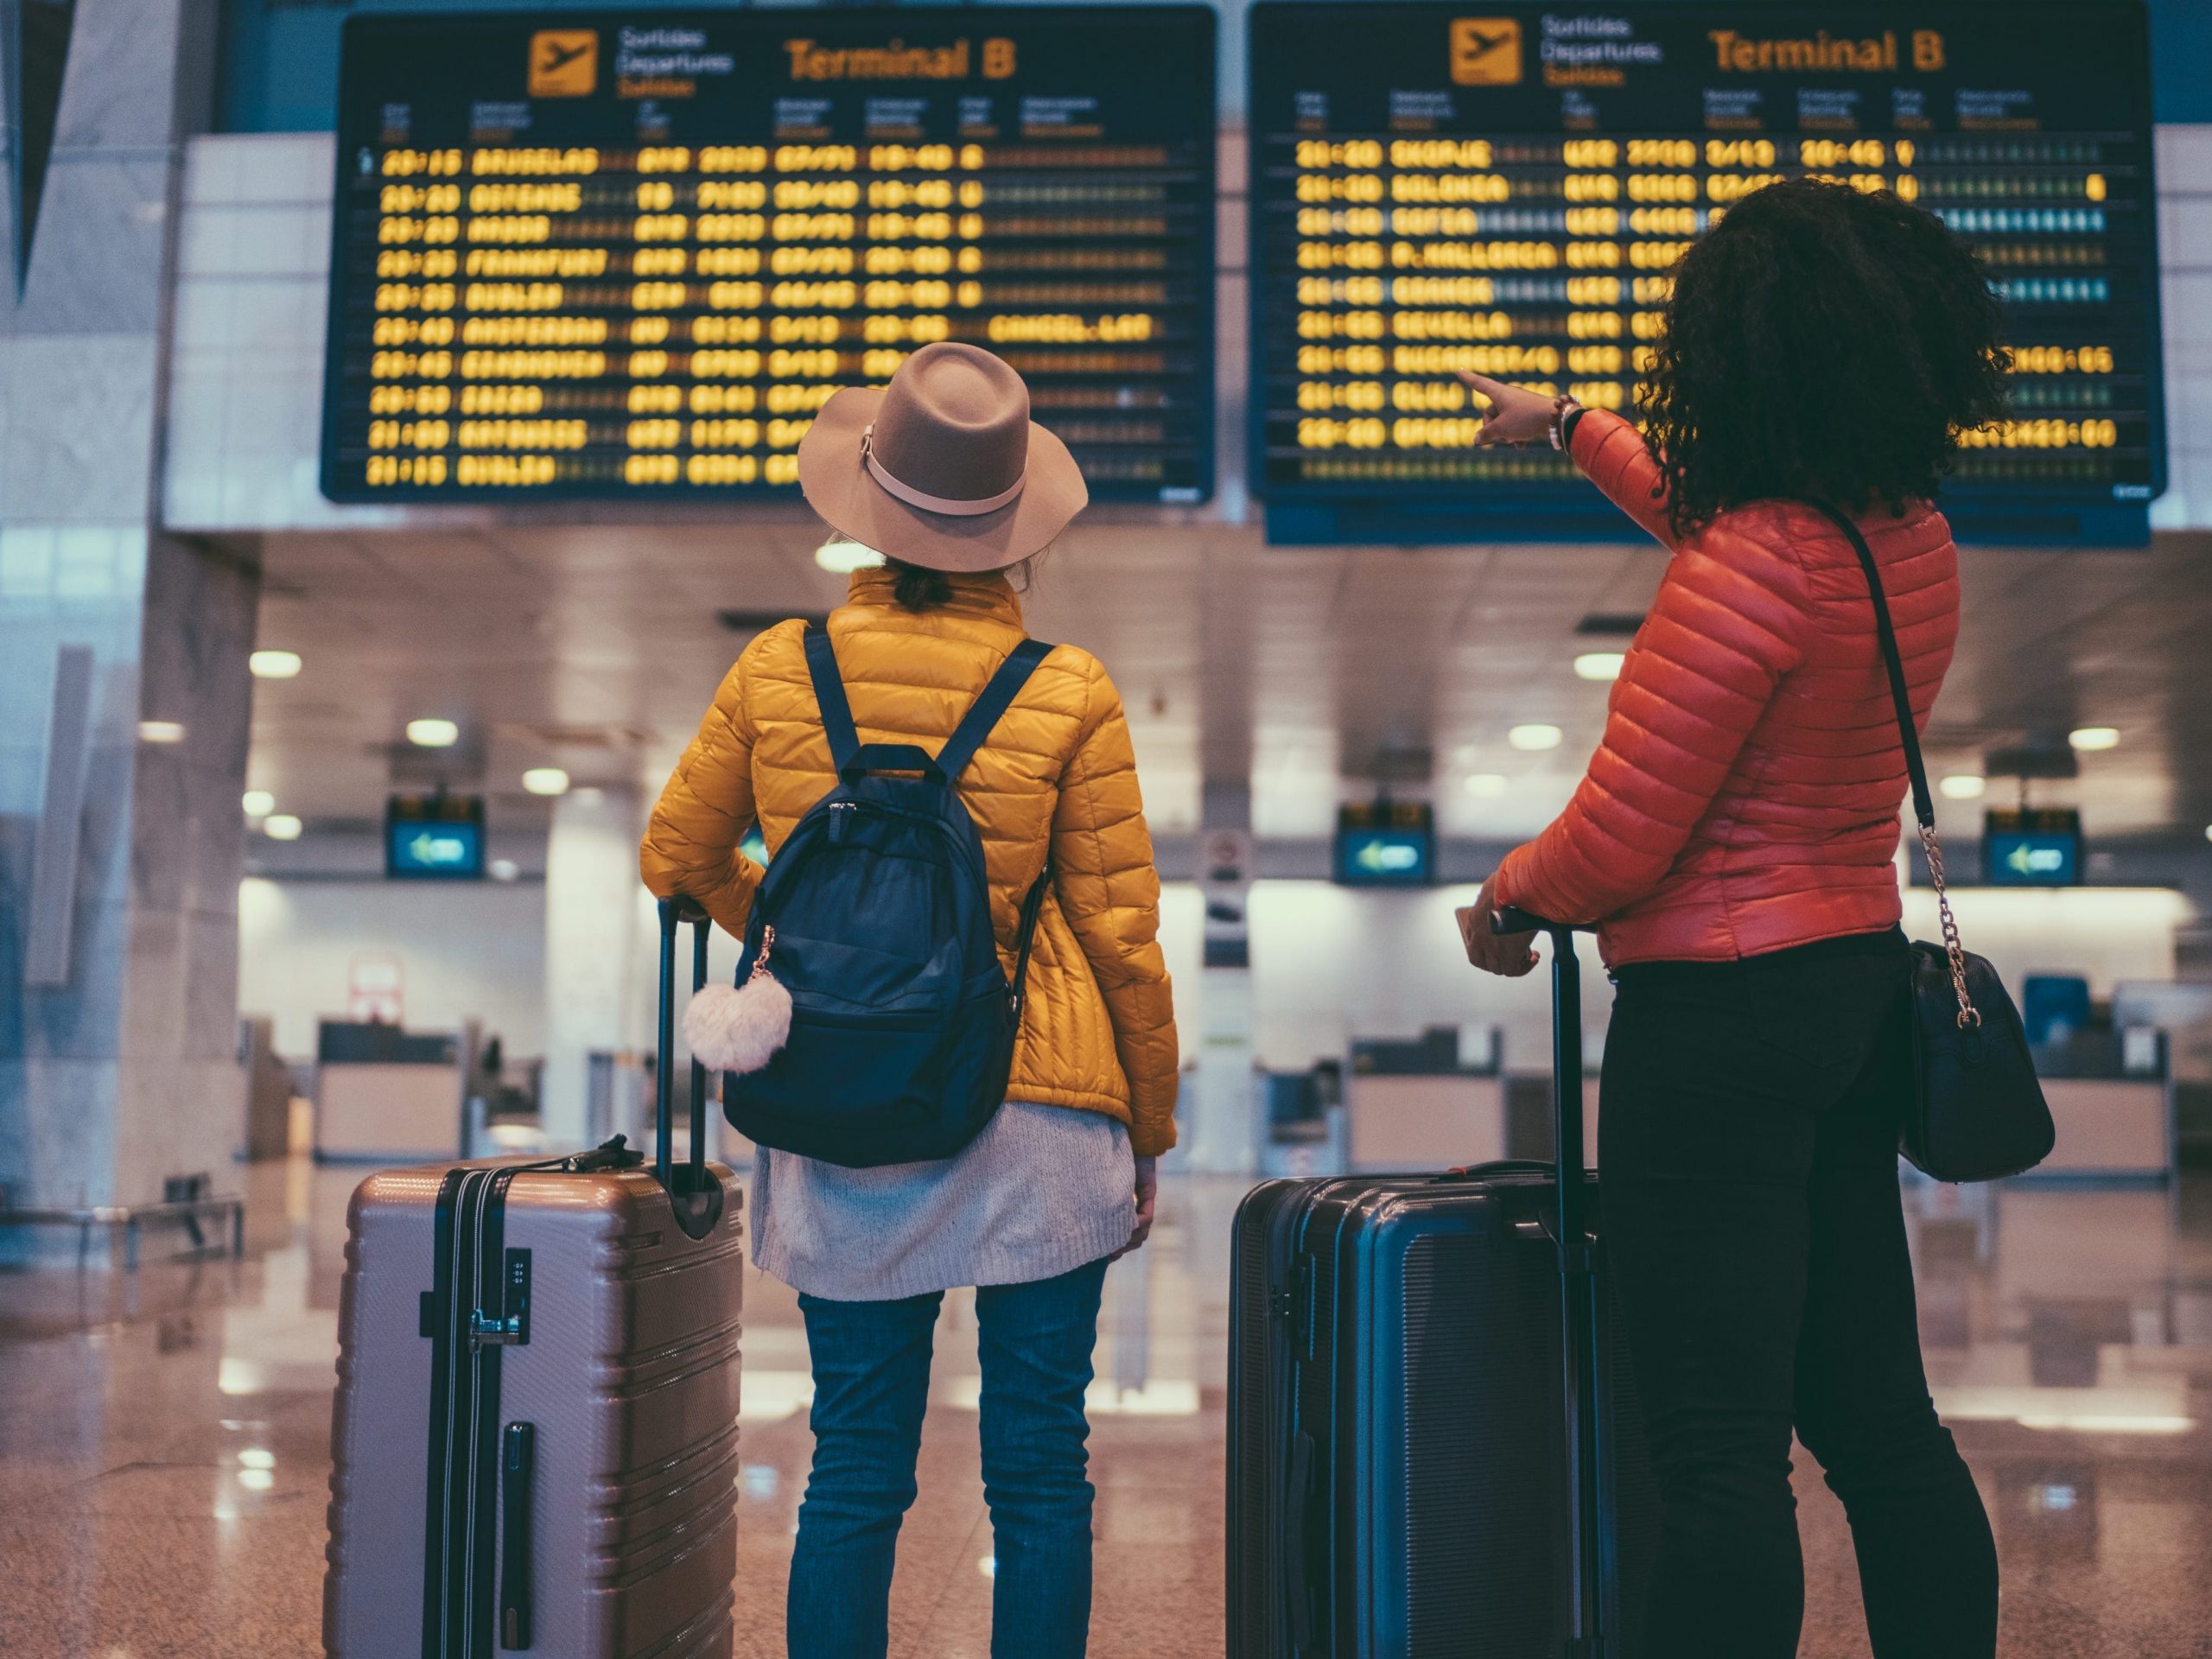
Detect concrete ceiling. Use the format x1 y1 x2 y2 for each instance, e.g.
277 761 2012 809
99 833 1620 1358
232 515 2212 869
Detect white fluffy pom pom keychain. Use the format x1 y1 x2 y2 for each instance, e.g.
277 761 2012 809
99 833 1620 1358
683 925 793 1074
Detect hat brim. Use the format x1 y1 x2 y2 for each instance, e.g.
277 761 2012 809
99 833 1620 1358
796 385 1088 572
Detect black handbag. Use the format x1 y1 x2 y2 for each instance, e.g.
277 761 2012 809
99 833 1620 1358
1806 499 2056 1182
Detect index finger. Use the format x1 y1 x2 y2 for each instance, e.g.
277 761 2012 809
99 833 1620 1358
1454 369 1512 404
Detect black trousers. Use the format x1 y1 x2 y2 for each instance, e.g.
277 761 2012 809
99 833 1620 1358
1600 927 1998 1659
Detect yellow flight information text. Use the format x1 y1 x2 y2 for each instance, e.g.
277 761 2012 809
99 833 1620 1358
324 10 1217 502
1266 131 2145 493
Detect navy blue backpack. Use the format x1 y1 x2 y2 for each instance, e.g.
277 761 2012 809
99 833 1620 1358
721 626 1056 1167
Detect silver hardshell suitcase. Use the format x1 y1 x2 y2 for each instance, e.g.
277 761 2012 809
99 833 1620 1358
325 900 743 1657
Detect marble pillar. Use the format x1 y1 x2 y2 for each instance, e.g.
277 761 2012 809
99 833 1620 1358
0 0 253 1255
539 787 650 1151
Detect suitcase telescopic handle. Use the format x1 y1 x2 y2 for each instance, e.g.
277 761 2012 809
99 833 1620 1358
1490 905 1564 938
1488 906 1588 1184
656 896 725 1242
1491 904 1607 1657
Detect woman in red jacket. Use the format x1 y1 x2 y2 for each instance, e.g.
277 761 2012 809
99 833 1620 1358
1457 180 2009 1659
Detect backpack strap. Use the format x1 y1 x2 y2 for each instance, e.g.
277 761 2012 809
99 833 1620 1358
934 639 1056 781
802 626 860 772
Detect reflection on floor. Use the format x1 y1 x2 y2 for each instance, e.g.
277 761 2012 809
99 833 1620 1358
1 1161 2209 1656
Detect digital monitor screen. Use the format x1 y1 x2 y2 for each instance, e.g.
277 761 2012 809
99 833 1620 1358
1983 807 2083 887
1249 3 2162 537
1334 801 1436 886
322 7 1217 504
1984 831 2081 886
386 797 487 879
387 819 486 879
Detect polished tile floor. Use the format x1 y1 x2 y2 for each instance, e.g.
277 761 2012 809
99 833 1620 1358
2 1160 2209 1656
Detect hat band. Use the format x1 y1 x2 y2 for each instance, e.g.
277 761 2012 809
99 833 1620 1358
862 422 1027 518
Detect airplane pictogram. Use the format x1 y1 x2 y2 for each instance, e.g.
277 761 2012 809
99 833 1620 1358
1449 17 1524 85
528 29 599 98
1460 24 1514 60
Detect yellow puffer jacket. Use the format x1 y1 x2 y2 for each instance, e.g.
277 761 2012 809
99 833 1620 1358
639 568 1179 1157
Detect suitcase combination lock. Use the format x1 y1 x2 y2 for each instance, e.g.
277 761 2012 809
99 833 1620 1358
469 1310 525 1348
468 1249 533 1350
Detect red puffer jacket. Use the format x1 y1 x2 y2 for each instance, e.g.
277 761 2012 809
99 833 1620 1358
1493 409 1960 965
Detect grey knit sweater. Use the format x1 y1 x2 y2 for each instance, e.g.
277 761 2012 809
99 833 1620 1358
750 1099 1136 1302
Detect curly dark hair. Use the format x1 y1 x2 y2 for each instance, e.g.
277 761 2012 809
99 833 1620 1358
1638 178 2011 536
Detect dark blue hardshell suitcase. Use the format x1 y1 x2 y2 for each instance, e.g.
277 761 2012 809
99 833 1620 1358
1228 916 1662 1657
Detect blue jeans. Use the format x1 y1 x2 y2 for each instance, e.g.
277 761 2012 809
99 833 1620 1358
787 1256 1110 1659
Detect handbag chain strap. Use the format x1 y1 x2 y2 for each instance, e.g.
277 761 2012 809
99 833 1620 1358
1916 823 1979 1028
1802 499 1981 1030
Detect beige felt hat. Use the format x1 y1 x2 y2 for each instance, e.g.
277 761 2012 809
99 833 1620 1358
796 342 1088 572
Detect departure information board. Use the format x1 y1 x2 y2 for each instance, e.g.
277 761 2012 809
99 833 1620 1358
321 8 1215 504
1249 3 2163 537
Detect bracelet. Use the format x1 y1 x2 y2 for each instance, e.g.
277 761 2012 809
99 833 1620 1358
1548 395 1584 452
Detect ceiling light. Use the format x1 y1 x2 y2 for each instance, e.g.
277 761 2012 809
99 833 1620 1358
137 720 185 744
248 650 302 680
489 858 520 882
522 766 570 797
1508 722 1563 752
406 718 460 748
1573 652 1625 682
1938 773 1986 800
1464 772 1509 797
242 790 275 817
815 538 884 574
2068 726 2120 752
263 815 302 841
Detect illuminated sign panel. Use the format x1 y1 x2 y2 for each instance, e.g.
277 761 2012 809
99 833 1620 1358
1983 806 2083 887
321 8 1216 504
1249 3 2162 539
1334 800 1437 886
386 795 487 880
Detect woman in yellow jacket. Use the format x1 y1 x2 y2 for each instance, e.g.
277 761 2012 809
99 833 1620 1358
640 343 1178 1659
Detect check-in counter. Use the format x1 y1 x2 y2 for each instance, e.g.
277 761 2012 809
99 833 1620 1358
1503 1071 1604 1169
2019 1028 2174 1184
1345 1028 1504 1173
1258 1065 1346 1178
315 1021 467 1165
2034 1076 2173 1181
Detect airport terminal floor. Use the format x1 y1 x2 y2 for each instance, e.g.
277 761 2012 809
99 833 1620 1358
2 1161 2209 1658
